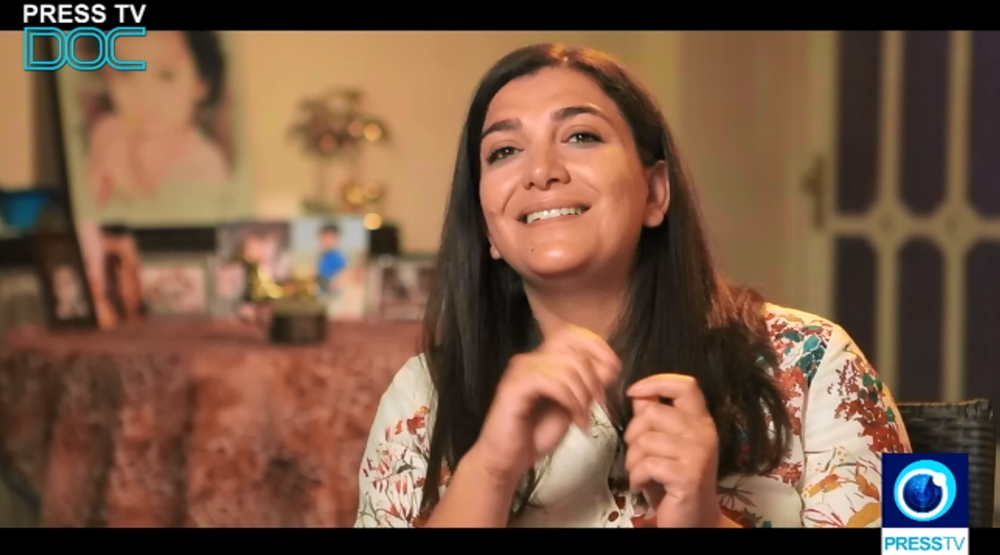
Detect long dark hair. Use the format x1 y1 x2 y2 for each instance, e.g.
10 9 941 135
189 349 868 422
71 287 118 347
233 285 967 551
420 43 792 517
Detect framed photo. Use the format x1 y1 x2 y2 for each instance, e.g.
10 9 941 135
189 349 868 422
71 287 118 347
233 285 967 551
140 254 214 316
0 268 45 336
213 220 292 316
30 230 99 331
288 215 370 320
76 221 146 328
54 31 255 228
367 254 434 321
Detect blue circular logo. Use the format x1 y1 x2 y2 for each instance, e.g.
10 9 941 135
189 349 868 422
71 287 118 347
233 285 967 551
894 460 956 522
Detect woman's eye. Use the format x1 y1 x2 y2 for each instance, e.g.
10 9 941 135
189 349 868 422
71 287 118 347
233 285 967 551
486 146 518 164
568 132 601 143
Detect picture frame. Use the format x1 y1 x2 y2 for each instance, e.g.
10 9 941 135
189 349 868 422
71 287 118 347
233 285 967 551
30 230 99 331
54 31 255 228
0 268 45 336
76 221 146 328
212 220 292 317
367 253 435 321
140 253 215 316
288 214 370 320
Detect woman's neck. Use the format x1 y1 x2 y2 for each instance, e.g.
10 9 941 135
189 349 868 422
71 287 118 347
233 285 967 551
524 282 626 341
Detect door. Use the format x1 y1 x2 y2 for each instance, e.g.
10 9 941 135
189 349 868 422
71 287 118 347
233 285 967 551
795 30 1000 408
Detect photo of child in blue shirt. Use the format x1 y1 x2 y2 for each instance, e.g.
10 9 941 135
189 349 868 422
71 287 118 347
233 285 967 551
317 224 346 295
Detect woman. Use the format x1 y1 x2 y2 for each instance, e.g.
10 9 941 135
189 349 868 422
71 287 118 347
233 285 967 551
355 44 911 528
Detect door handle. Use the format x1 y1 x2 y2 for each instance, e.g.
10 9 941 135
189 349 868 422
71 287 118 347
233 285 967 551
802 156 826 230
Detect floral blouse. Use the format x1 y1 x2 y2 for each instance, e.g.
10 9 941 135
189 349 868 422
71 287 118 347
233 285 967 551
354 305 912 527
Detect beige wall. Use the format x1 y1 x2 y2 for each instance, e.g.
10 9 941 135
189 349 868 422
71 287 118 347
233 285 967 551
0 32 40 188
0 30 810 305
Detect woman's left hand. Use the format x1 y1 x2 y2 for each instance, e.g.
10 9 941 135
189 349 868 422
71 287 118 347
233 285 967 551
623 374 733 528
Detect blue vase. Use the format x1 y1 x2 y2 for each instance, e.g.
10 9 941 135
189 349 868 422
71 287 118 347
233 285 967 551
0 188 55 231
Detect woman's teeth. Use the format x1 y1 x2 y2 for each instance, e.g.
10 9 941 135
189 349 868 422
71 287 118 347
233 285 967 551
525 207 585 224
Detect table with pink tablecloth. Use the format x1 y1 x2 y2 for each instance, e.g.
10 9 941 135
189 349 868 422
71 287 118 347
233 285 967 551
0 318 421 527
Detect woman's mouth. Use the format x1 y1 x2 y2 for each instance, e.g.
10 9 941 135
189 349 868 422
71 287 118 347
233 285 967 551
521 206 589 224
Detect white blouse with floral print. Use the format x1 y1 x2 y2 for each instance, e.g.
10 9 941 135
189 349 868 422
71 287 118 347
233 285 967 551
354 305 912 527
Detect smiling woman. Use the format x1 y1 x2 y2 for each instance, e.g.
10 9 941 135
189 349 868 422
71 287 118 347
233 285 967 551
354 43 912 528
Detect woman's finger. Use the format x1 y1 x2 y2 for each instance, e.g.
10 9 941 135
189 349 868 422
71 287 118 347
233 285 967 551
627 457 692 495
543 355 598 430
509 356 585 427
623 401 703 444
528 356 593 430
556 349 607 409
626 373 710 416
550 325 621 385
624 431 691 471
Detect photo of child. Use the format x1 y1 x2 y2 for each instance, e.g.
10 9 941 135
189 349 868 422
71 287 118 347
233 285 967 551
317 224 347 294
289 215 369 320
52 264 90 319
56 31 254 226
213 221 292 318
31 230 98 330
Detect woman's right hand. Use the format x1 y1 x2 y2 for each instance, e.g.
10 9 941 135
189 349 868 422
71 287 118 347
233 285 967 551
469 325 621 488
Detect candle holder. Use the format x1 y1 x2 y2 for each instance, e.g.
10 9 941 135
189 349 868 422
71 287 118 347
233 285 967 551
268 297 327 345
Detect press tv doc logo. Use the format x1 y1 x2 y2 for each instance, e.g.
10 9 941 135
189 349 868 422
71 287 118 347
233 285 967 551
23 4 147 71
882 453 969 555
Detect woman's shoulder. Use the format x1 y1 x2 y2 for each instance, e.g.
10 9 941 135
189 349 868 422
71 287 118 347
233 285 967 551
377 354 436 413
363 355 436 453
761 302 858 386
759 302 909 448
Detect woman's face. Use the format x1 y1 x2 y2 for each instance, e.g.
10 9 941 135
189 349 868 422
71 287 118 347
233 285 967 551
105 31 207 138
478 67 667 283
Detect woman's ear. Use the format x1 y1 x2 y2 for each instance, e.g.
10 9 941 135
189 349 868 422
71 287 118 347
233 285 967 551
643 160 670 227
194 80 209 106
489 243 501 260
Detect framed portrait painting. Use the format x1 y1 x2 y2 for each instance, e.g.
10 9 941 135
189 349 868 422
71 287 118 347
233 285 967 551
54 31 255 228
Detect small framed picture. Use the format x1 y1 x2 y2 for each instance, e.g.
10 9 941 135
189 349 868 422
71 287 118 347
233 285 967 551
140 254 214 316
367 254 434 321
76 221 147 328
0 268 45 336
288 215 370 320
31 230 99 330
213 220 292 317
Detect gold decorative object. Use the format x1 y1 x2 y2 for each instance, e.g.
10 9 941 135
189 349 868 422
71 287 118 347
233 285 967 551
244 255 284 302
340 179 384 213
363 213 382 230
282 277 319 301
288 88 389 215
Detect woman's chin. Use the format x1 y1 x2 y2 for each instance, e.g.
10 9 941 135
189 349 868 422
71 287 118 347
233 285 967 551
520 254 594 281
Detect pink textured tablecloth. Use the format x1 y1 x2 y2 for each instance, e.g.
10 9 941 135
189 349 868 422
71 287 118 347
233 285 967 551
0 318 422 527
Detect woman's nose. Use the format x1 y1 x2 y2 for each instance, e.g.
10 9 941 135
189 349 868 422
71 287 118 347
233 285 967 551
524 146 570 190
